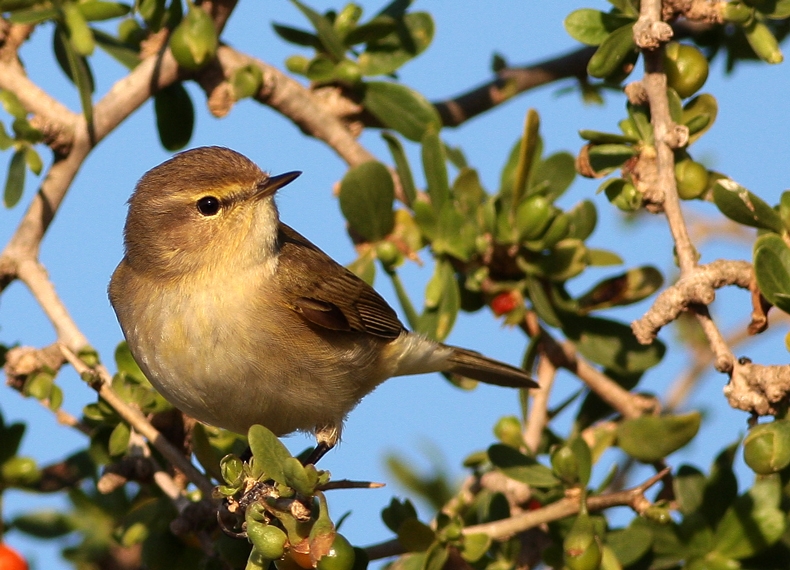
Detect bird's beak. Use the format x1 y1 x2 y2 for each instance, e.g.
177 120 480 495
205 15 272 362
256 171 302 199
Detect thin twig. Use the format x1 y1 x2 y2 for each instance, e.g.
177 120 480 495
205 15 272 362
319 479 386 491
364 468 669 560
521 314 653 420
59 344 215 498
523 353 555 454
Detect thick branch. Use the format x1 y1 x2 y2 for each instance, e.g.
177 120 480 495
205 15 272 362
635 0 736 374
724 360 790 416
434 47 595 127
214 46 374 167
632 259 753 344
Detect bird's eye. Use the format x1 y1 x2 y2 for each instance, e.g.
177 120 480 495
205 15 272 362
196 196 221 216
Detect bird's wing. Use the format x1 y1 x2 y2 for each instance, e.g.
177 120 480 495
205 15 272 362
275 224 404 340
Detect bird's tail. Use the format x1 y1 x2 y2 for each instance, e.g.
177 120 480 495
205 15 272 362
444 347 538 389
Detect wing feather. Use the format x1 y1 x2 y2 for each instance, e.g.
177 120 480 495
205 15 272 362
276 224 404 340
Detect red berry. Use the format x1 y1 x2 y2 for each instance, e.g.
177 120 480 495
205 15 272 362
491 292 520 316
0 543 28 570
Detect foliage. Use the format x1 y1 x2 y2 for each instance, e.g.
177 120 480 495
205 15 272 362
2 0 790 569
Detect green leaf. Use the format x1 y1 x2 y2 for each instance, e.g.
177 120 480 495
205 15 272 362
487 444 560 488
587 22 636 78
12 118 43 144
55 24 94 129
191 424 224 481
682 93 717 145
452 167 485 217
114 341 147 385
579 129 640 144
529 151 576 202
512 109 540 208
247 424 292 486
0 422 25 464
744 19 783 64
63 1 95 56
460 533 491 563
564 9 635 46
713 476 785 559
8 6 58 24
421 130 449 211
397 518 435 552
617 412 701 462
24 145 42 175
343 15 398 46
108 421 131 456
531 238 588 282
92 28 140 69
561 314 665 375
271 23 322 49
363 81 441 142
424 542 449 570
77 1 131 21
587 249 623 266
381 497 419 533
357 12 434 76
435 207 476 262
587 144 637 176
305 54 336 81
713 179 783 232
627 102 652 142
0 122 13 150
418 259 459 341
339 160 395 242
606 522 653 566
566 199 597 241
0 90 28 119
12 510 74 538
4 149 26 208
674 464 706 515
577 266 663 312
348 249 376 285
754 233 790 313
290 0 346 61
154 83 194 151
382 132 416 206
525 277 562 328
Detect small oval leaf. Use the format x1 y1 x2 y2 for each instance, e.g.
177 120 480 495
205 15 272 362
617 412 701 462
154 83 194 151
363 81 441 142
712 179 783 232
339 160 395 242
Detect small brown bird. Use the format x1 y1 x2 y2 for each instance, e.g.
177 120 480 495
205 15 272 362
109 147 536 459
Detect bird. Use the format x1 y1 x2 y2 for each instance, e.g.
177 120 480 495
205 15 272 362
109 146 537 461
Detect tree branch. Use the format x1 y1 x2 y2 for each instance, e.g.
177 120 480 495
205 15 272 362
523 353 555 455
433 46 596 127
59 344 215 498
634 0 736 374
364 468 669 560
522 313 654 420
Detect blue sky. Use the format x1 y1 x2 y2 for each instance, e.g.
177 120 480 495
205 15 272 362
2 2 790 568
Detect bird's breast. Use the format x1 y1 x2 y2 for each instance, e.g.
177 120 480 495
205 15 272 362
112 264 393 437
